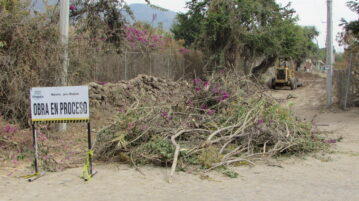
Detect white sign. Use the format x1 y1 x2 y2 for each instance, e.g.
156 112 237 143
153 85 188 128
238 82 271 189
30 86 90 122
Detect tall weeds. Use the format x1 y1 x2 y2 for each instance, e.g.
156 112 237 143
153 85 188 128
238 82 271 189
0 1 205 127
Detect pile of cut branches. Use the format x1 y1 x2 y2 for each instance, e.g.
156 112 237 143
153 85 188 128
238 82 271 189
95 71 325 174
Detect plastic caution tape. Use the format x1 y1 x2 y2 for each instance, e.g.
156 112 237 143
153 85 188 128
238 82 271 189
21 172 39 179
81 150 94 181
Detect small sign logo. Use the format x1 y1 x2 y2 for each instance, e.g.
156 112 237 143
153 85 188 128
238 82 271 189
32 90 44 99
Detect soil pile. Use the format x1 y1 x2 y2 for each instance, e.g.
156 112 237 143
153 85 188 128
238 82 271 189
89 74 192 109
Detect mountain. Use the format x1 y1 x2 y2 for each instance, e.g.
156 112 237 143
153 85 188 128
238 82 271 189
126 3 177 31
30 1 177 31
30 0 58 12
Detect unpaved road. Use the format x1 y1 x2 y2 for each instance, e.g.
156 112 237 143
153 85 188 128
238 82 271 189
1 73 359 201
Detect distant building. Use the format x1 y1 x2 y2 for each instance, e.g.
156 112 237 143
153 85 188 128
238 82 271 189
303 59 313 72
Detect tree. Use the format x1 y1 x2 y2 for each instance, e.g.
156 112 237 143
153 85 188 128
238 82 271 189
340 0 359 48
171 0 207 47
172 0 319 77
69 0 130 49
292 26 319 70
0 0 61 126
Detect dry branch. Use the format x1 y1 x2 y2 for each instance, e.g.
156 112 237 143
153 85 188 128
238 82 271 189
94 71 326 174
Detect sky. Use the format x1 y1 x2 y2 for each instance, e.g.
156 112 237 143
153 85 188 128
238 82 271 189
126 0 357 52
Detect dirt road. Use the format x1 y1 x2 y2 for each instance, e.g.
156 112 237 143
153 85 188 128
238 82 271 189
1 73 359 201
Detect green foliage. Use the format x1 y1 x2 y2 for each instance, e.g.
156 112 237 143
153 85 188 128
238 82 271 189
95 71 326 172
0 0 19 11
172 0 319 75
198 146 223 169
292 26 320 68
340 0 359 48
0 0 61 126
222 169 239 178
0 0 130 126
171 0 207 47
0 41 6 48
70 0 129 49
144 136 175 161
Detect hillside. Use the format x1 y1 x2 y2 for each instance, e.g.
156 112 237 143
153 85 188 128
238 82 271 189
126 3 177 31
30 1 177 31
30 0 58 12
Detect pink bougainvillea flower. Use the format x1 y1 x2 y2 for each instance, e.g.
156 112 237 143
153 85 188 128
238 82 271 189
3 124 11 132
38 134 48 142
149 44 157 48
185 100 193 105
211 87 220 94
203 81 210 91
97 81 108 85
118 107 126 113
179 47 190 54
125 26 165 49
221 91 230 100
200 105 208 110
161 112 172 121
324 139 337 144
195 87 202 92
69 5 77 11
140 125 149 131
127 122 135 130
3 124 16 134
257 119 264 125
207 109 216 116
193 78 203 85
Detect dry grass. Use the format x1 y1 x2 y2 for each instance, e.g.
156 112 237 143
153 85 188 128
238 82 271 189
0 4 205 128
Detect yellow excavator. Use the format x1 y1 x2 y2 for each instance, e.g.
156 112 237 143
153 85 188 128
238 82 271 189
267 61 303 90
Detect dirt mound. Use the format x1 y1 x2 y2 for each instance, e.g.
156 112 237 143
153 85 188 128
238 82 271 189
89 74 193 109
295 72 325 80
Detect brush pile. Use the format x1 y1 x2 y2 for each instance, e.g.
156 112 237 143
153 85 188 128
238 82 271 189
94 72 325 173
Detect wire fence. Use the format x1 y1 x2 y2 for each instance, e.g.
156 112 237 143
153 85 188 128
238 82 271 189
88 49 204 83
335 52 359 109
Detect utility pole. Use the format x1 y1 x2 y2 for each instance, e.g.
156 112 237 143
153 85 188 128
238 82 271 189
326 0 334 106
59 0 70 131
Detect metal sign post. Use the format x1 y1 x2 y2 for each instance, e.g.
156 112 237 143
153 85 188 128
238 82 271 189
27 86 96 182
86 122 95 180
31 124 38 173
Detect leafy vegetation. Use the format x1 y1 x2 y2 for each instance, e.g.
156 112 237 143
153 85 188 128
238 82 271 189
0 0 62 126
0 0 330 174
340 0 359 49
95 71 326 173
0 0 187 126
69 0 129 50
172 0 319 76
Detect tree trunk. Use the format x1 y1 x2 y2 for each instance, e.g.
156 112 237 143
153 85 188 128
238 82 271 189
251 56 277 77
295 60 302 71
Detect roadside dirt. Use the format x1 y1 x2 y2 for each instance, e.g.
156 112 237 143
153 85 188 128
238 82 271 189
1 73 359 201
